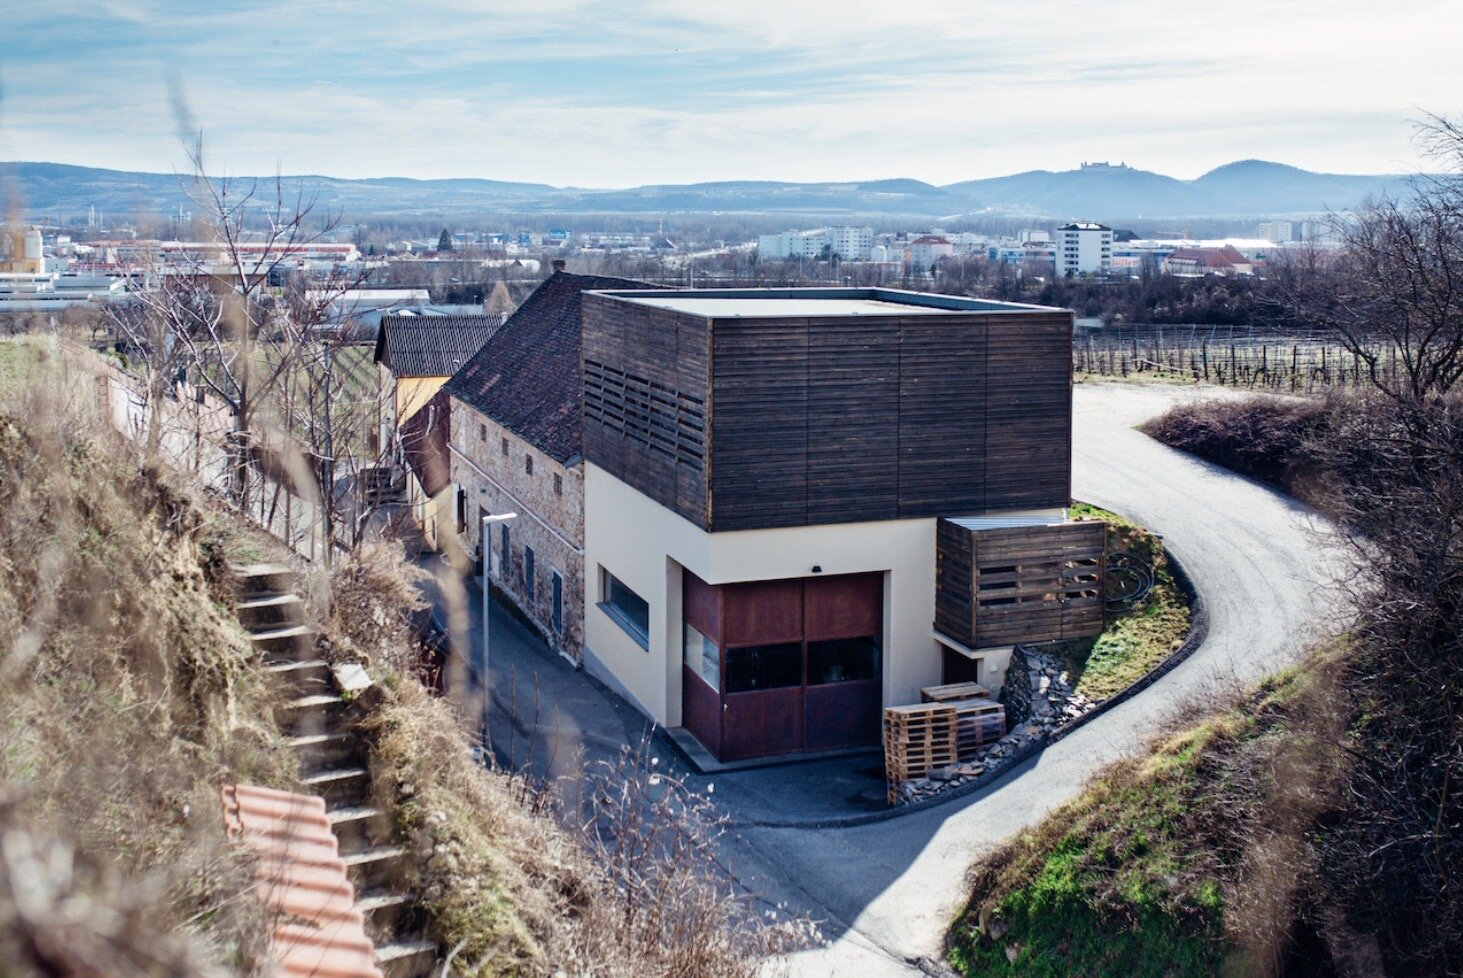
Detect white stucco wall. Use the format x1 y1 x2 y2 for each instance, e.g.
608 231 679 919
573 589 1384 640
585 461 1051 728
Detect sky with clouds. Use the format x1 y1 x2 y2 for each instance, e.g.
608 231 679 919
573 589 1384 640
1 0 1459 186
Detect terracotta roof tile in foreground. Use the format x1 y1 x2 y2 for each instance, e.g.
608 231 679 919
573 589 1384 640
221 783 384 978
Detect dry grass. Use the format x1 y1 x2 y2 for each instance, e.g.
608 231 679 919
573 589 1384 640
330 540 809 977
0 346 297 976
363 679 810 977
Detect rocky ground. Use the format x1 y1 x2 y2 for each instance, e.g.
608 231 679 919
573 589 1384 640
894 646 1100 805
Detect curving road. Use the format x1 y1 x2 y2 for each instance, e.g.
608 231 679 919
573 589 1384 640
732 383 1351 977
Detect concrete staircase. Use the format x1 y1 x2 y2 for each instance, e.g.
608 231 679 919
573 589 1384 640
234 564 439 978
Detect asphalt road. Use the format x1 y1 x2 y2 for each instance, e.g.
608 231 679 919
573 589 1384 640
738 382 1352 976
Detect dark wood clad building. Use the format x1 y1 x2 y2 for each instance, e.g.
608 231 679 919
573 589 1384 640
580 288 1073 533
578 289 1087 763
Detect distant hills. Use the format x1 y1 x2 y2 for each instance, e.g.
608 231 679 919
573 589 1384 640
1 159 1420 223
946 160 1415 219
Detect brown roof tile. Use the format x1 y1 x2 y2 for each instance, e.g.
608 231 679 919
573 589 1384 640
441 271 659 463
373 314 503 378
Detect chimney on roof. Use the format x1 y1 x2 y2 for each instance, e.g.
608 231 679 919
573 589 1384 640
552 259 566 272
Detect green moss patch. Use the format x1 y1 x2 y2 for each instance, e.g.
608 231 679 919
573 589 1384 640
1059 503 1191 701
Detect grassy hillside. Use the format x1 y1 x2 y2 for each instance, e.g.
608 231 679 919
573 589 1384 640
952 389 1463 978
1065 503 1190 700
0 338 794 976
0 341 293 975
948 654 1348 978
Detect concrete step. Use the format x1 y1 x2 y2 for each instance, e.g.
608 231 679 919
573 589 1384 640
301 766 371 809
343 844 408 892
275 692 351 736
231 562 297 598
266 657 332 696
328 805 391 856
250 624 317 663
356 890 429 950
375 939 438 978
237 592 306 631
287 731 363 774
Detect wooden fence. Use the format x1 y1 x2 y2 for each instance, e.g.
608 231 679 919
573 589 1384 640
1075 325 1400 392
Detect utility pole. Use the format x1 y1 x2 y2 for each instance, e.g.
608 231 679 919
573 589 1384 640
321 341 334 568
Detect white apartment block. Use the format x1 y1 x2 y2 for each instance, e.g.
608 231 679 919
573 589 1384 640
1258 221 1294 243
1055 222 1114 276
757 226 874 261
828 226 874 260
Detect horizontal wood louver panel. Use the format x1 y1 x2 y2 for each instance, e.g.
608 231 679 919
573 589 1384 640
582 294 710 527
936 520 1106 649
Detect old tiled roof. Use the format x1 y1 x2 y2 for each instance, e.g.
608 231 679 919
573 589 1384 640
401 389 451 498
373 314 502 378
442 271 657 464
221 783 383 978
1165 247 1248 269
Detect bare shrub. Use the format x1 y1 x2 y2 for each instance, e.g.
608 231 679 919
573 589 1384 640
359 670 809 978
1302 394 1463 976
1140 395 1331 496
322 538 429 674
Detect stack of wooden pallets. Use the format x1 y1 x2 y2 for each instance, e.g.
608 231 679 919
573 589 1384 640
920 682 1007 756
883 703 959 805
882 682 1012 805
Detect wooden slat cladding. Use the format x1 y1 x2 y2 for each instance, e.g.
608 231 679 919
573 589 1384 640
582 295 710 527
708 319 810 529
934 518 976 644
709 312 1071 532
983 314 1073 511
935 520 1106 649
899 319 985 518
809 319 900 524
582 295 1073 533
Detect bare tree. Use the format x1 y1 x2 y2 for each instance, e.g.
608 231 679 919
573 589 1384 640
1278 112 1463 975
115 135 411 566
1273 115 1463 405
156 136 367 503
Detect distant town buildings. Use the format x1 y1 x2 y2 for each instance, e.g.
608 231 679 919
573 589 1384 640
1055 222 1114 276
1258 220 1294 243
757 226 875 261
907 234 954 270
0 224 129 312
1160 245 1256 278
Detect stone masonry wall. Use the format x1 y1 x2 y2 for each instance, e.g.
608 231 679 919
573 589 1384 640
449 397 586 660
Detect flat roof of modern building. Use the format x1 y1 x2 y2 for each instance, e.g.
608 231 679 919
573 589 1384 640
587 287 1065 319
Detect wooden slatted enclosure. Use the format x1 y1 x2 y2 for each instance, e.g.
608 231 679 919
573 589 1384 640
936 520 1106 649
